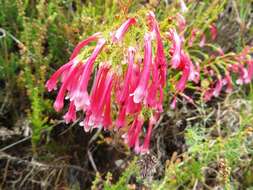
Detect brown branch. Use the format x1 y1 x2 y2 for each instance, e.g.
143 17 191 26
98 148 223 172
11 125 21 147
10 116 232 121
0 152 88 173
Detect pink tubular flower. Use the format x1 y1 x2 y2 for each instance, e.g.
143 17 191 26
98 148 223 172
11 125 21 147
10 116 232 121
234 64 248 85
67 63 86 99
146 11 156 31
126 64 142 114
89 71 114 127
116 105 127 128
53 62 82 112
118 47 135 103
112 18 137 43
72 38 106 111
81 110 92 132
63 101 76 124
174 51 192 92
154 25 167 87
145 58 163 111
148 11 167 86
176 63 190 92
185 55 197 82
213 78 223 97
127 114 144 148
147 11 167 86
175 50 198 92
204 88 214 102
223 72 233 93
146 80 158 108
210 24 217 40
69 32 101 60
169 29 182 69
81 71 114 131
133 33 152 103
170 96 177 109
193 61 200 83
199 33 206 47
179 0 188 12
176 13 186 32
245 60 253 83
89 64 110 114
103 86 113 128
217 47 224 56
144 11 166 112
140 114 157 154
188 29 198 47
157 86 164 112
46 61 73 92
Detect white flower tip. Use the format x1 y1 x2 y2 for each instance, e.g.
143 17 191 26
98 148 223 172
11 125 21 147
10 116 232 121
72 57 80 66
179 0 188 12
128 46 136 53
133 91 142 104
84 125 90 132
147 11 155 18
236 79 243 85
213 91 219 97
98 38 106 45
144 32 152 41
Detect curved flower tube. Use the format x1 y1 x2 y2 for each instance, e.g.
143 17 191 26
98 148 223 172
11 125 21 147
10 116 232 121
133 33 153 103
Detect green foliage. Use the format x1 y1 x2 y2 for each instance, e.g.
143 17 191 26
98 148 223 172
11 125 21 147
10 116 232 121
92 158 140 190
151 104 253 189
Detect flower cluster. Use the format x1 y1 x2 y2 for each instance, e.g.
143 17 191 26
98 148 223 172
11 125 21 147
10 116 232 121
167 14 253 106
46 11 253 154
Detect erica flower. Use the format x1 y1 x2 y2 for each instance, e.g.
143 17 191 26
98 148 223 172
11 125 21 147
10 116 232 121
176 13 186 32
103 89 112 128
154 26 167 87
210 24 217 40
71 38 106 111
199 33 206 47
53 61 82 112
245 60 253 83
170 96 177 109
223 72 233 93
174 51 193 92
204 88 214 102
140 114 157 154
133 33 152 103
118 47 135 103
126 63 142 114
188 29 198 47
179 0 188 13
169 29 182 69
233 64 249 85
89 64 110 116
126 114 144 150
46 60 74 92
147 11 167 86
185 53 198 83
89 69 114 128
112 18 137 43
116 105 127 128
176 62 190 92
69 32 101 60
213 78 223 97
63 101 77 124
